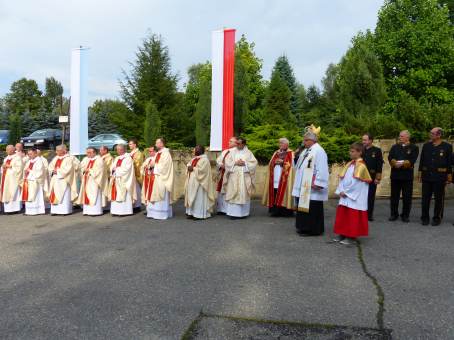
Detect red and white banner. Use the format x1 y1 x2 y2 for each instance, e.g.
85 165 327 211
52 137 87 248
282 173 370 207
210 28 235 151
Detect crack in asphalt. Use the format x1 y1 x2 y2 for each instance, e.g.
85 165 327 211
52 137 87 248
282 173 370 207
356 240 386 331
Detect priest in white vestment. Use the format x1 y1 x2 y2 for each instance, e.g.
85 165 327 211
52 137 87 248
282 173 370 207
100 146 114 212
215 136 237 214
129 138 144 211
1 145 24 213
109 144 136 216
146 138 175 220
48 145 78 215
292 127 329 236
78 147 108 216
223 137 258 218
141 146 156 206
185 145 215 219
22 148 48 215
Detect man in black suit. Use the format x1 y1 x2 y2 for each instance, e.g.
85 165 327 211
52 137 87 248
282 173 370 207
418 128 453 226
388 130 419 223
362 133 384 221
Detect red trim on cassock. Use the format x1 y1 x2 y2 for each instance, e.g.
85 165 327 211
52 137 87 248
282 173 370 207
1 159 12 198
111 158 124 201
83 159 96 205
216 150 230 192
146 152 162 201
333 205 369 238
49 158 64 204
21 161 34 201
267 151 292 208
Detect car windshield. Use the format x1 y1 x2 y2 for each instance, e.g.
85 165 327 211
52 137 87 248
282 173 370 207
30 130 49 137
0 130 8 137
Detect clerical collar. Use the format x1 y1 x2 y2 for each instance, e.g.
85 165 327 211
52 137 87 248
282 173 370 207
57 154 68 160
118 154 126 159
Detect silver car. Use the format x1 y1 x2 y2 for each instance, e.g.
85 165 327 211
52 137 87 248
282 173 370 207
87 134 127 151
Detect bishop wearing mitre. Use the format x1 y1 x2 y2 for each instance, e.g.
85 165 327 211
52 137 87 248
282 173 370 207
146 138 175 220
215 136 237 214
223 137 258 218
185 145 215 219
262 137 295 217
78 147 109 216
48 145 78 215
292 126 329 236
22 148 48 215
109 144 136 216
1 145 24 213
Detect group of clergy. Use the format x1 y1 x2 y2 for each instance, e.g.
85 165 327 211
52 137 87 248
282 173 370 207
0 136 260 221
2 125 452 245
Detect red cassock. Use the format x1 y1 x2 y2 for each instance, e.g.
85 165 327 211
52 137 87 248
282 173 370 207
333 205 369 238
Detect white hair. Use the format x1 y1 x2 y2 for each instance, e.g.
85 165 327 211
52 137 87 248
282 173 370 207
56 144 67 151
279 137 290 145
304 131 318 142
400 130 411 138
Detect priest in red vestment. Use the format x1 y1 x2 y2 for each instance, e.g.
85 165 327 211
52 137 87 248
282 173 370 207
262 138 294 217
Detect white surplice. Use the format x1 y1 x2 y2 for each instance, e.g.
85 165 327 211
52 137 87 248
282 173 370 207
147 191 173 219
50 186 72 215
292 143 329 202
83 190 103 215
335 164 369 211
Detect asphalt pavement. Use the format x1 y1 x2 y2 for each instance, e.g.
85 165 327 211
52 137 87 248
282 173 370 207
0 199 453 339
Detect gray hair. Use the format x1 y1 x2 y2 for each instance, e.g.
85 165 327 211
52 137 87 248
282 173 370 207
400 130 411 138
56 144 67 151
279 137 290 145
304 131 318 142
116 144 126 151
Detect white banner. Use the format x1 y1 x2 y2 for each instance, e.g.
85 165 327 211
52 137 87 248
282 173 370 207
70 47 89 155
209 30 224 151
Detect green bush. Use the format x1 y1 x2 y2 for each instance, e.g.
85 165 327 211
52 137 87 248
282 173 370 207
242 124 302 163
319 129 360 164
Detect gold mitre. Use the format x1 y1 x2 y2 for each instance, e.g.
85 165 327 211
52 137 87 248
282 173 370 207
304 124 321 137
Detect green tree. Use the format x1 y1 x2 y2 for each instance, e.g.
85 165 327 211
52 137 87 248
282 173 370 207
3 78 43 115
43 77 64 113
120 32 180 142
194 64 212 145
375 0 454 103
143 100 161 146
263 69 293 125
8 113 22 144
234 35 265 133
88 99 121 137
336 32 387 116
274 55 299 117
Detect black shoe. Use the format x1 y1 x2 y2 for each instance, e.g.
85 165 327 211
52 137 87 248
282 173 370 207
421 219 430 226
401 216 410 223
368 217 374 222
388 215 398 221
431 219 441 226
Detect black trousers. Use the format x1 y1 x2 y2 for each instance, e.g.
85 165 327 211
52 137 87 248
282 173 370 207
269 189 294 217
421 181 446 222
390 179 413 218
367 182 377 219
295 200 324 235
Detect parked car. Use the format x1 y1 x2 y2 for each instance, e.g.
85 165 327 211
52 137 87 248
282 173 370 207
0 130 9 144
87 133 127 151
20 129 67 150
